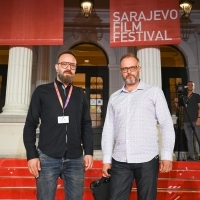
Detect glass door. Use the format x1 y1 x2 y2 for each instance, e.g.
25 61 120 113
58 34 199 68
74 66 109 150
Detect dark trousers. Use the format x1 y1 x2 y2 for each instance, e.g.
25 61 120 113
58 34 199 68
184 122 200 158
110 156 159 200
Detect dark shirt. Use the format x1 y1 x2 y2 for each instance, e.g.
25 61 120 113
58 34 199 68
23 79 93 160
183 92 200 122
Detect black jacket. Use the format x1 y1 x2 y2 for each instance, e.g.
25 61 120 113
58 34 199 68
23 79 93 160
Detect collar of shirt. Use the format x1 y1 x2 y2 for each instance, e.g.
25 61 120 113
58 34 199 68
120 80 145 93
55 78 72 88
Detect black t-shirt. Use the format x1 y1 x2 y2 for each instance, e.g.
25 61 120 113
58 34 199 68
23 79 93 160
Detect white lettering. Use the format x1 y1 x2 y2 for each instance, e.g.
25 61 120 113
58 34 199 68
164 30 172 40
161 10 169 20
146 11 153 21
138 11 146 21
147 31 155 40
144 31 146 40
121 32 128 42
112 10 178 22
124 22 131 32
121 22 123 32
113 22 120 32
128 32 136 41
154 10 161 20
130 12 137 21
132 21 142 31
113 32 120 42
113 12 120 21
155 31 163 40
170 9 178 19
136 31 143 41
121 12 129 21
112 30 173 42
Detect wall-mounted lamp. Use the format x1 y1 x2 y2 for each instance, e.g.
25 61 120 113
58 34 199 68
179 0 195 18
80 0 94 18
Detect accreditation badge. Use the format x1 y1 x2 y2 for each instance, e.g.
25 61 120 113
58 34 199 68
58 116 69 124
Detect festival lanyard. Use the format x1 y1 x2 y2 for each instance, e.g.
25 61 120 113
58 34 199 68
54 82 73 115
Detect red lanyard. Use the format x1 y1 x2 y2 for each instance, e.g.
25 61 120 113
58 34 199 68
54 82 73 115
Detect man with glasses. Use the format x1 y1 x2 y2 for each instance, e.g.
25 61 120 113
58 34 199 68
23 51 93 200
101 53 175 200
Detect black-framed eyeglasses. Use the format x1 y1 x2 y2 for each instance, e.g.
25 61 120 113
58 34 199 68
57 62 77 70
120 66 138 73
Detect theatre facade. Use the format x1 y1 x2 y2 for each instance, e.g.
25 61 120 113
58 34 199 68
0 0 199 158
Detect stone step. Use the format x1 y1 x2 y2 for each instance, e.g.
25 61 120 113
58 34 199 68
1 187 200 199
1 176 200 189
1 159 200 199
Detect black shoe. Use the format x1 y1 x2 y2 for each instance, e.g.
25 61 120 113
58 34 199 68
187 156 195 161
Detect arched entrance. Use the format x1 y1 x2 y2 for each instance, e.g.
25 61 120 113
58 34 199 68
161 45 187 114
71 43 109 150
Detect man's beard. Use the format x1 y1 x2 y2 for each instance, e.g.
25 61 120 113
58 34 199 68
123 74 139 85
58 72 74 84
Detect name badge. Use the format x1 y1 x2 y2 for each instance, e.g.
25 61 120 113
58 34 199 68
58 116 69 124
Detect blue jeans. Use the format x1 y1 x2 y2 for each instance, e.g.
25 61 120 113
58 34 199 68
110 156 159 200
36 149 84 200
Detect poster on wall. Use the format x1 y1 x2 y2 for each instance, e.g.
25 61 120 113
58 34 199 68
110 0 181 47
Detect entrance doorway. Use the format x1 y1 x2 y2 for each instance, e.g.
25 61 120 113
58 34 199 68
161 45 187 114
162 68 187 114
71 43 109 150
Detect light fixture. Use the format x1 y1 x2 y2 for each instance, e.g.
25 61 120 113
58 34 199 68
80 0 93 18
179 0 195 19
180 18 192 41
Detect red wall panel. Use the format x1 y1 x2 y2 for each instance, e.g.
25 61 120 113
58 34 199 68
0 0 63 45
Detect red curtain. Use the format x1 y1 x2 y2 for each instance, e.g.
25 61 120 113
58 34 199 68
0 0 63 45
110 0 181 47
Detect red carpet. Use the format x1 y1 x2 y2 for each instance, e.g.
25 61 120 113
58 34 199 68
0 159 200 199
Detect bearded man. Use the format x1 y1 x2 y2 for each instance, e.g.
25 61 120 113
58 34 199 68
23 51 93 200
101 53 175 200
